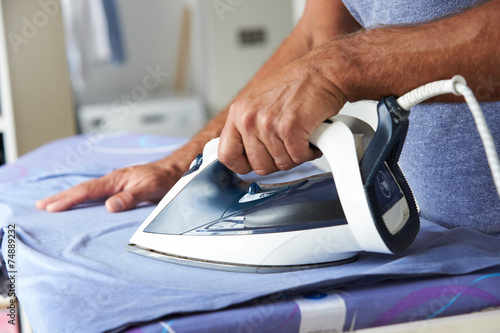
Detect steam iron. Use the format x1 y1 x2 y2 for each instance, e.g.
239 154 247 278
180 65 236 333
127 97 420 273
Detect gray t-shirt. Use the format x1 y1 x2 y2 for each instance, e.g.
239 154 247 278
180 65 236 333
342 0 500 233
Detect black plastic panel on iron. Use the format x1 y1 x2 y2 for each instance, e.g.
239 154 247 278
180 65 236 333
359 96 409 183
359 96 419 253
183 153 203 177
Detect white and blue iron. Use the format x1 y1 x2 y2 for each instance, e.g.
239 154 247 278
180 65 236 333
127 96 420 273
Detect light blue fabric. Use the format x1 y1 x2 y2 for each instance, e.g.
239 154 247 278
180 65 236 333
1 135 500 332
342 0 500 232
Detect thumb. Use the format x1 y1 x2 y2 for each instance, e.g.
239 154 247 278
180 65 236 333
105 185 159 212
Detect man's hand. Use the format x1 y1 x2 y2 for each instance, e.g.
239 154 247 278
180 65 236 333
218 58 346 175
36 160 183 213
217 0 500 176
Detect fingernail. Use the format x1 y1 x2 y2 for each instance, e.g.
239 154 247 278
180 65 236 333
106 198 124 212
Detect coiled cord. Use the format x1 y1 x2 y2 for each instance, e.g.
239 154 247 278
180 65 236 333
396 75 500 197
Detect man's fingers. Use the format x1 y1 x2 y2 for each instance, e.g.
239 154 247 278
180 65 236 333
105 189 141 213
38 190 88 213
219 118 322 175
105 177 173 212
36 196 56 210
105 196 126 213
36 188 89 212
259 132 297 171
284 137 321 165
36 177 117 212
244 136 279 175
218 120 253 174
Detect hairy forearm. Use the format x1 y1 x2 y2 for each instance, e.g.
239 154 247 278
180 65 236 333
311 0 500 103
162 32 312 173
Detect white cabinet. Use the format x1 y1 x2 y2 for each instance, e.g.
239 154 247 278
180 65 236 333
0 0 76 164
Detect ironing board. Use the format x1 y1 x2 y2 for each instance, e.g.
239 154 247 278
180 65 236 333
1 133 499 332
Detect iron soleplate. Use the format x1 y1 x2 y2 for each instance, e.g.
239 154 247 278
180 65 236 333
127 243 358 274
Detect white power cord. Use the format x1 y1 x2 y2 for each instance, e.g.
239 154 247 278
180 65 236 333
396 75 500 197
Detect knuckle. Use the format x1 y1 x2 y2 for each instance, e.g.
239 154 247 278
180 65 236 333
217 149 231 166
227 105 238 121
275 118 288 133
229 101 246 117
287 143 310 164
275 161 295 171
290 152 309 164
73 181 91 193
279 123 296 141
106 169 127 187
121 190 136 204
228 101 240 114
250 159 276 176
240 112 256 131
230 101 256 127
68 197 83 208
260 115 274 133
148 175 165 190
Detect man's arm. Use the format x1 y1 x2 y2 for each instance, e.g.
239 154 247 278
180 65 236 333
321 0 500 103
172 0 361 171
36 0 361 212
218 0 500 175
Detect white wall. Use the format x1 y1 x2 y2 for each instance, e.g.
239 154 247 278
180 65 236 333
292 0 306 24
193 0 294 116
